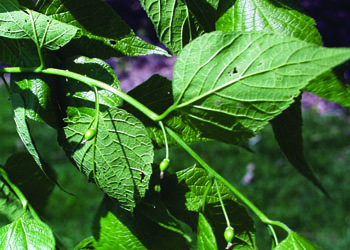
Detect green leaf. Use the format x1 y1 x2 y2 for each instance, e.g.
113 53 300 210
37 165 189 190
161 166 256 249
59 108 154 212
58 56 122 118
0 173 24 226
0 0 78 50
93 196 190 250
197 212 218 250
74 237 96 250
216 0 322 45
270 96 329 196
0 216 55 250
17 0 35 9
215 0 350 109
0 38 22 65
74 236 96 250
11 93 60 190
2 152 56 215
10 73 61 128
305 64 350 108
172 31 350 145
35 0 169 58
92 198 147 250
140 0 205 55
123 74 210 147
275 232 322 250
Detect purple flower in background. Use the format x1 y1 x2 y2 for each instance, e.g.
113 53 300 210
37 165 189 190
242 163 255 185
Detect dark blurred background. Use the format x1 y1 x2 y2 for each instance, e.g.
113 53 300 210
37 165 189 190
0 1 349 249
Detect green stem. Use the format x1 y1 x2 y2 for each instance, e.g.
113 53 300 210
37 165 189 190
0 66 180 122
268 224 279 247
29 11 44 69
0 168 40 221
215 179 231 228
158 121 169 160
165 126 291 234
92 87 100 188
201 177 213 213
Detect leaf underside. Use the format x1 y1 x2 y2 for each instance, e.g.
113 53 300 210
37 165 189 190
173 31 350 145
59 108 154 212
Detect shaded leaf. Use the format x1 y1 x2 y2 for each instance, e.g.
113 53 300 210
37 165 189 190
140 0 205 55
35 0 169 58
59 108 153 212
173 31 350 145
93 196 190 250
305 64 350 108
3 152 56 215
0 216 55 250
0 0 78 50
161 166 256 249
0 173 25 226
275 232 322 250
11 93 61 190
270 96 329 196
74 237 96 250
58 56 122 118
197 212 218 250
11 73 61 128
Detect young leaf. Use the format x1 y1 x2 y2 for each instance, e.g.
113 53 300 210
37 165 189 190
197 212 218 250
172 31 350 145
3 152 56 215
270 96 329 196
275 232 322 250
35 0 169 58
0 0 78 50
59 108 154 212
140 0 205 55
0 217 55 250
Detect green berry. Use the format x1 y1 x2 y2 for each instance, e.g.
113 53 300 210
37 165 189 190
159 159 170 172
224 226 234 243
84 128 96 141
159 159 170 179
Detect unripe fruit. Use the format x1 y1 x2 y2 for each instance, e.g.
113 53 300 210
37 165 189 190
84 128 96 141
159 158 170 179
224 226 234 243
159 159 170 171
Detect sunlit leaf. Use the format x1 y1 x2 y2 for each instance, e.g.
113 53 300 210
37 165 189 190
59 108 153 211
0 0 78 50
173 31 350 145
140 0 205 55
0 216 55 250
275 232 322 250
35 0 169 58
197 212 218 250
